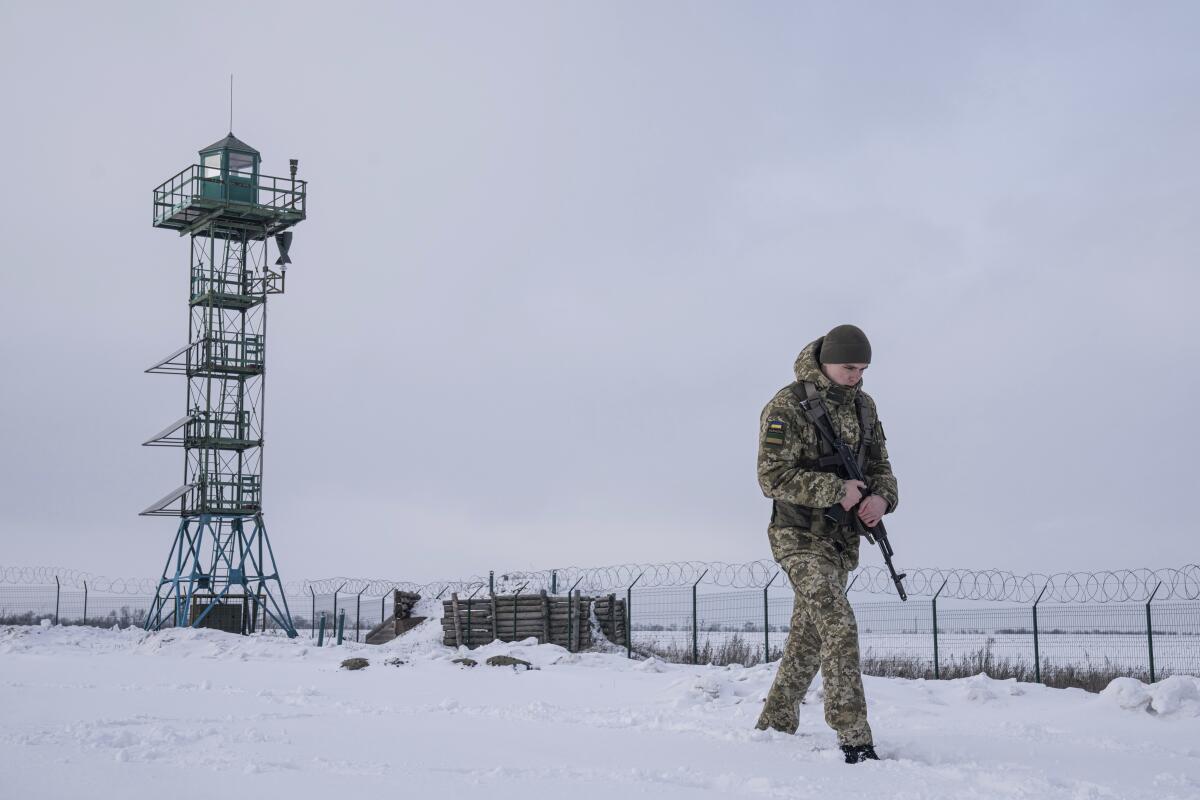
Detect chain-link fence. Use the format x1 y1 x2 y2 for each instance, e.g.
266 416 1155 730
3 564 1198 691
622 585 1200 690
292 590 414 642
0 584 399 643
0 583 154 629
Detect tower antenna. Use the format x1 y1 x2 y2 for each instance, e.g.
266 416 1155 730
229 73 234 133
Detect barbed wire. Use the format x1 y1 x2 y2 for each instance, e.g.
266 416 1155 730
850 565 1200 603
5 562 1198 603
0 566 154 595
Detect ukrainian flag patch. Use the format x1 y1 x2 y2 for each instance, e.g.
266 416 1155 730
764 419 786 448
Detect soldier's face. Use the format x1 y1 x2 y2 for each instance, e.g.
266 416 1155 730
823 363 868 387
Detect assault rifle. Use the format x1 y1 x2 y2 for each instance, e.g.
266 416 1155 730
796 398 909 601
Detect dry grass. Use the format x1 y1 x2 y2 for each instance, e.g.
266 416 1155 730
636 633 782 667
0 607 146 629
633 633 1159 692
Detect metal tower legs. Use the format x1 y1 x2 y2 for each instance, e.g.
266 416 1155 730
144 513 297 637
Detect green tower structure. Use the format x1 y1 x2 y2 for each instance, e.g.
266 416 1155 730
142 132 306 636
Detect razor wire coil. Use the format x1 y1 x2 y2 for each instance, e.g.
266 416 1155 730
5 562 1197 603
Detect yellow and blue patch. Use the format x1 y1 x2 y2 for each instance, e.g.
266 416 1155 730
764 419 786 448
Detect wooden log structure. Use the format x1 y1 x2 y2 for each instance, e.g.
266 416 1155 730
440 593 626 650
391 590 423 635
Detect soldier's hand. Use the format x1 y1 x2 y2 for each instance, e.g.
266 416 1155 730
839 480 868 511
857 494 888 528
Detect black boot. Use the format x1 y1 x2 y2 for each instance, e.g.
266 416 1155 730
841 744 879 764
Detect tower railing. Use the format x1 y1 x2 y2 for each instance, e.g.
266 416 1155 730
152 165 306 230
194 474 262 515
185 412 255 448
145 335 265 376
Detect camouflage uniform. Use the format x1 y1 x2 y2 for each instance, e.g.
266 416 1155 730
754 338 899 747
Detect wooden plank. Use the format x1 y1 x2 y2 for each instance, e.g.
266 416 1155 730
573 590 582 652
450 593 463 648
608 593 616 639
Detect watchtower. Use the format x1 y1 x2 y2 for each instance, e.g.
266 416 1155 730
142 132 306 636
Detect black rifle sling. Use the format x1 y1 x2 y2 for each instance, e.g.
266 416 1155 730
856 395 875 471
789 382 840 470
789 381 873 471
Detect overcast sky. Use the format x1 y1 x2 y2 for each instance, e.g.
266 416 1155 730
1 2 1196 584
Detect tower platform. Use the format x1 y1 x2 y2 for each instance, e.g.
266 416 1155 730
153 165 305 238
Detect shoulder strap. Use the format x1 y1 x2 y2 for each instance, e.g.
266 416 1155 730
788 381 836 459
792 382 876 470
855 394 875 470
788 380 823 414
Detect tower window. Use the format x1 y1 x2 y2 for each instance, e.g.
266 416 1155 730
203 153 222 179
228 151 255 176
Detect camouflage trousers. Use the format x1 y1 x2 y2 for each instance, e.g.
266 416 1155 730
755 553 872 747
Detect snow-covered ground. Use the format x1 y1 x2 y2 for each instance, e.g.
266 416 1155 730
2 611 1199 800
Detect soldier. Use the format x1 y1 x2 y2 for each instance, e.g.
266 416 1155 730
754 324 898 764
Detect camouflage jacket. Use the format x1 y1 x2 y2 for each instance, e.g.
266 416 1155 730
757 338 899 570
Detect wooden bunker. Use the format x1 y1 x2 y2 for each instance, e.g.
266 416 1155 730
442 590 626 650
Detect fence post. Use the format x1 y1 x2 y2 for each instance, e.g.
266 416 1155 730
691 569 709 665
317 612 326 646
489 571 495 595
1147 581 1163 683
1032 583 1049 684
626 571 645 659
763 571 779 663
83 581 88 627
381 591 387 629
574 588 585 652
332 581 346 637
54 576 61 625
932 579 947 680
566 577 583 653
310 587 316 638
336 609 346 645
551 571 557 595
512 583 528 643
356 587 367 642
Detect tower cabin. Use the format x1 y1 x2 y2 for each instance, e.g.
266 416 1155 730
200 133 259 204
152 131 304 238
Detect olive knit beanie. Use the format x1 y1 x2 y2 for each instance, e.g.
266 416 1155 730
819 324 872 364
